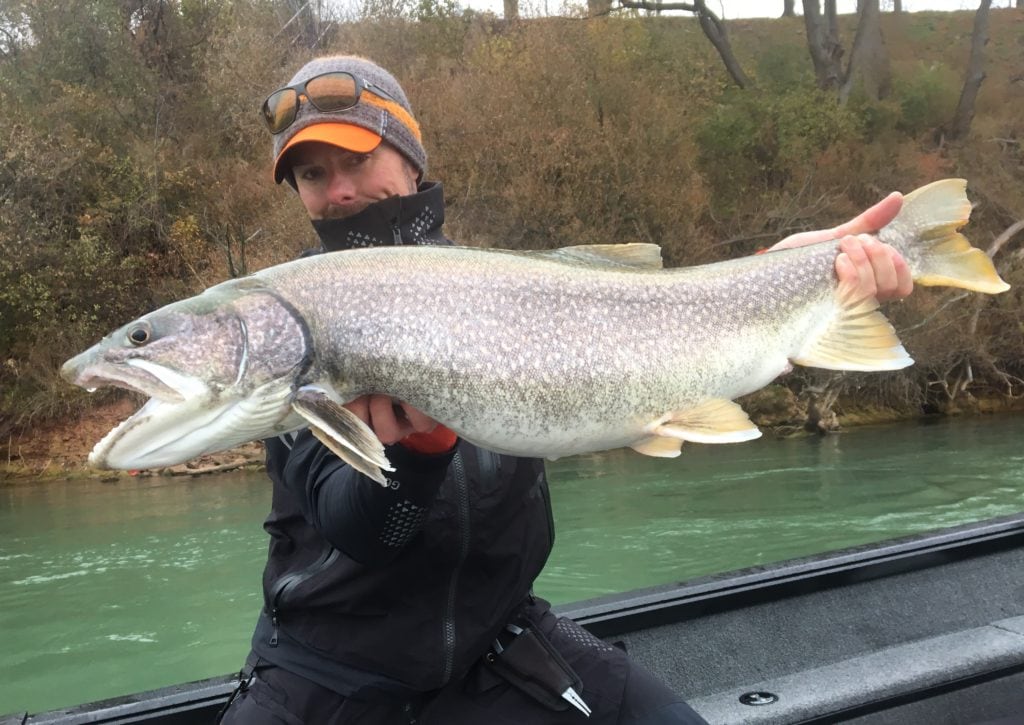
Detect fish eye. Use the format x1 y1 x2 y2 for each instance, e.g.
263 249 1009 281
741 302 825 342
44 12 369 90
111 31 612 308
127 324 152 346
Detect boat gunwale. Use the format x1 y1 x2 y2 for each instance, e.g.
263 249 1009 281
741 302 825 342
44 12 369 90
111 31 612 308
6 511 1024 724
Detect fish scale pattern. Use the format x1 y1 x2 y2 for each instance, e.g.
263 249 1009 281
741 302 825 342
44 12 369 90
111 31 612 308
555 618 616 653
380 499 428 548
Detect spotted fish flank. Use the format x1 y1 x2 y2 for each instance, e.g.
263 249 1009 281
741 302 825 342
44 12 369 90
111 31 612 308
61 179 1009 483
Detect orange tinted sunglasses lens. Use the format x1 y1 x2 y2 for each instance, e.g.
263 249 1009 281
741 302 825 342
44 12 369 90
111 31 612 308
305 73 359 111
262 88 299 134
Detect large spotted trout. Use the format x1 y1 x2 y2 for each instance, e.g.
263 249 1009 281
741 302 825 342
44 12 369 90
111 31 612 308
62 179 1009 483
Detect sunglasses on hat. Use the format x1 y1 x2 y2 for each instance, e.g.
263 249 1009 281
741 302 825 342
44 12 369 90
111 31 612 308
261 71 399 135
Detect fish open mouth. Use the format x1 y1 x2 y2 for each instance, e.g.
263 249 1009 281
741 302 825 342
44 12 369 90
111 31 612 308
65 357 301 471
89 396 183 468
62 358 216 469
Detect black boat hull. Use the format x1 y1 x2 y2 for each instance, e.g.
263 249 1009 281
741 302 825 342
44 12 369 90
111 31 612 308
7 514 1024 724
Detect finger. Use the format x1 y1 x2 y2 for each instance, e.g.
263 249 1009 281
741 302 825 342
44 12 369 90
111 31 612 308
833 192 903 238
368 395 406 445
873 247 914 302
343 396 371 426
399 402 438 434
893 253 914 298
837 237 876 299
863 239 898 300
835 252 855 288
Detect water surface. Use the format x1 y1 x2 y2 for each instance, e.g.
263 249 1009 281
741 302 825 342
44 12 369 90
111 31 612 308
2 415 1023 714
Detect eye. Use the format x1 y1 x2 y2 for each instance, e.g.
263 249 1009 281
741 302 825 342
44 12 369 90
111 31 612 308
127 323 152 346
295 165 325 183
345 153 370 169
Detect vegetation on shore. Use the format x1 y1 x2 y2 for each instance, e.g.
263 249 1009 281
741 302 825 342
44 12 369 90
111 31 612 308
1 2 1022 475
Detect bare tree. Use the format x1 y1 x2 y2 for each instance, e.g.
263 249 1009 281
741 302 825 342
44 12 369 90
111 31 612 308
588 0 613 15
892 0 902 12
951 0 992 140
276 0 333 48
504 0 518 19
802 1 843 90
803 0 891 104
782 0 796 16
840 0 891 102
617 0 750 88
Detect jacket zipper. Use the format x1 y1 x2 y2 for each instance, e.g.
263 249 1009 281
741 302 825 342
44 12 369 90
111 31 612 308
267 546 340 647
441 450 471 683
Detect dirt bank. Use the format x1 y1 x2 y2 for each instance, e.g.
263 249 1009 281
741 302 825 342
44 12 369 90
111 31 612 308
1 399 265 482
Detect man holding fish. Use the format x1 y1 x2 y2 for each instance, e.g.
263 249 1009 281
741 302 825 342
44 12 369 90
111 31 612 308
211 55 916 724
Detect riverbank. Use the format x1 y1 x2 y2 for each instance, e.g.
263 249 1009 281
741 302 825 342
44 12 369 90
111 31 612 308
0 399 265 483
5 391 1024 483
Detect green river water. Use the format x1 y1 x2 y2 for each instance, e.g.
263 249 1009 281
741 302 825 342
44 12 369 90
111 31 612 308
3 414 1024 715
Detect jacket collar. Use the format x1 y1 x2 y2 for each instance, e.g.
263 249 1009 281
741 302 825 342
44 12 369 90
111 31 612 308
311 181 448 252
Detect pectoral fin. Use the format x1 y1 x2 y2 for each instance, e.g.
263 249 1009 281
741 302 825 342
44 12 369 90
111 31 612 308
291 385 394 486
632 399 761 456
630 436 684 458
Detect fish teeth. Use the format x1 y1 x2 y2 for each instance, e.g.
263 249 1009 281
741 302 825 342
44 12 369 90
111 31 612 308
88 398 164 468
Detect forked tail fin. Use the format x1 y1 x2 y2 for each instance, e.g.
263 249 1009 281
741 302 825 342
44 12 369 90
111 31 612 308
881 178 1010 294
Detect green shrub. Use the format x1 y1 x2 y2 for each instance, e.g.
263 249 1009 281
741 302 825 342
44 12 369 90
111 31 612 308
696 88 862 210
893 62 959 136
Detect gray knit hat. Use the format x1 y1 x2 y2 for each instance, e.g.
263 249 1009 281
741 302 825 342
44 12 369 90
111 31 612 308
268 55 426 184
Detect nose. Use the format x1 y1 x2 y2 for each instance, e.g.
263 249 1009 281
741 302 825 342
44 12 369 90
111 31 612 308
324 169 358 206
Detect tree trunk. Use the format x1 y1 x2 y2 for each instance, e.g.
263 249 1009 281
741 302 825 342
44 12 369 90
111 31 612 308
950 0 992 140
503 0 518 19
617 0 750 88
802 0 844 91
840 0 891 103
893 0 902 12
587 0 612 15
825 0 839 40
782 0 795 17
692 0 750 88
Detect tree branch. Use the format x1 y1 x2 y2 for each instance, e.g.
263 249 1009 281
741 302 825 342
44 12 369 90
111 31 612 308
617 0 750 88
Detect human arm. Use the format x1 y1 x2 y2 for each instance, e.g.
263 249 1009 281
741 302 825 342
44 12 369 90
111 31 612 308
274 398 457 566
768 192 913 303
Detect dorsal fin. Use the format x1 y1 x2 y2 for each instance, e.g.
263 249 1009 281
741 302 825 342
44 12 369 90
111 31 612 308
528 243 663 270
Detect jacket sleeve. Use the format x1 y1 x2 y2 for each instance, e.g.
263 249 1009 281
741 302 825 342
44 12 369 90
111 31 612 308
274 429 455 566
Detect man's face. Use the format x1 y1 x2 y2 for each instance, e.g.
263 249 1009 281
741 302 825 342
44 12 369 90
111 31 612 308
288 141 418 220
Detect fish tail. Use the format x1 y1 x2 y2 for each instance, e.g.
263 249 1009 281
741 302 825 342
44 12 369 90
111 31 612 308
883 178 1009 294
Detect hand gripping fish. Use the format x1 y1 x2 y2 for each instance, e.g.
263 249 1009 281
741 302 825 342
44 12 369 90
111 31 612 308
61 179 1009 483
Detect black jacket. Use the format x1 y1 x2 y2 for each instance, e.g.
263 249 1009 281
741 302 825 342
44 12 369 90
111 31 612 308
251 183 556 700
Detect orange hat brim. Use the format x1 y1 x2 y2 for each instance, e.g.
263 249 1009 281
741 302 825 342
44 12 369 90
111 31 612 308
274 123 382 182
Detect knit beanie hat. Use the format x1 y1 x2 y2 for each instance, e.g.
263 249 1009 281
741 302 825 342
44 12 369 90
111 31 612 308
269 55 426 184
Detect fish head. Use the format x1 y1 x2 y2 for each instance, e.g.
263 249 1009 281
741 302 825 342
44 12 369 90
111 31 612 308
61 279 311 469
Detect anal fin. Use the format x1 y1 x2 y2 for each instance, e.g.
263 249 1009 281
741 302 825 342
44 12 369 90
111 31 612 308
292 385 394 486
793 285 913 372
